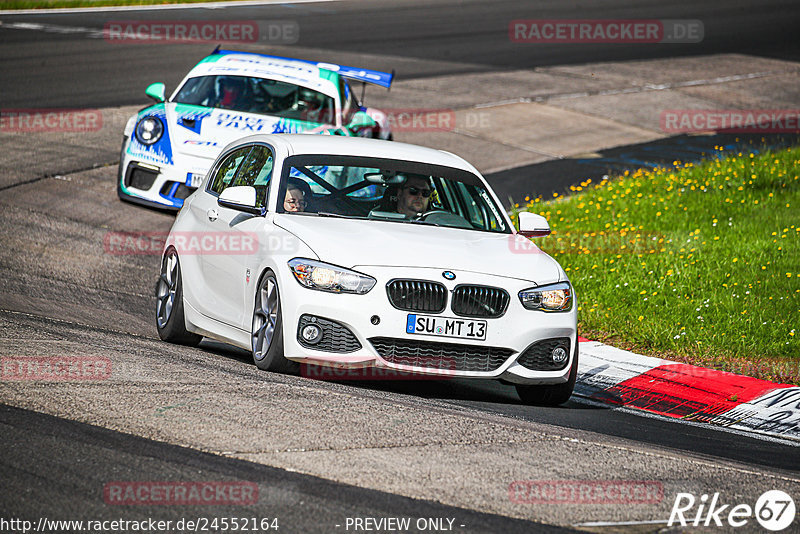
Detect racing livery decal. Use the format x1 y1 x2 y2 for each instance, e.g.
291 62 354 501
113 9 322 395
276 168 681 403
127 105 174 166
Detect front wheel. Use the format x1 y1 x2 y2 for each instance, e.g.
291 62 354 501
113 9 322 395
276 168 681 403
117 136 129 200
515 343 578 406
155 249 202 346
251 272 299 374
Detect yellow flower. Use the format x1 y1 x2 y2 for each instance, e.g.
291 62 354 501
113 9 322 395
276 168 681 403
637 316 644 321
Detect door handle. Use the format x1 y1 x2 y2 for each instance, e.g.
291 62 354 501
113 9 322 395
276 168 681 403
207 209 218 222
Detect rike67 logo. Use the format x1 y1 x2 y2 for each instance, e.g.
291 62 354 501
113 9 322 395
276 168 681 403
669 490 796 531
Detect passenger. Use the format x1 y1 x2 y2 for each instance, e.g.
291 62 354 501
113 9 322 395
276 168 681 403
284 178 310 212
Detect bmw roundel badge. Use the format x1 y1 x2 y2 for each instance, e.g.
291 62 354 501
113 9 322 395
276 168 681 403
442 271 456 280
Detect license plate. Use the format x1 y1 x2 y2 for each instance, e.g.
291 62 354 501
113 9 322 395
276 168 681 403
186 173 204 188
406 314 486 341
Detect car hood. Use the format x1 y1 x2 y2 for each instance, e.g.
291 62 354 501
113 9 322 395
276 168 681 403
164 103 335 161
274 215 561 284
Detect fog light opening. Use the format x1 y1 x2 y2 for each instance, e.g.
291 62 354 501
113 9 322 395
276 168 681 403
301 324 322 344
552 346 568 364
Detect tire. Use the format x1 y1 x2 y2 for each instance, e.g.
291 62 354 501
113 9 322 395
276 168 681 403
117 136 128 200
515 342 579 406
251 272 299 374
155 249 202 346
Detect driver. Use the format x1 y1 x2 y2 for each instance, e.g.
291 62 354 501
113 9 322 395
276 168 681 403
395 175 434 217
217 77 247 110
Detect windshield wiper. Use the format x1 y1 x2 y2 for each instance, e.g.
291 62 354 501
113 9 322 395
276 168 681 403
316 212 367 219
315 212 442 226
405 219 443 227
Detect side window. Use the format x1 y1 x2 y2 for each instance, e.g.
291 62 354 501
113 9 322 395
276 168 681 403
231 145 274 208
455 182 505 231
455 182 485 227
432 177 464 218
208 146 252 195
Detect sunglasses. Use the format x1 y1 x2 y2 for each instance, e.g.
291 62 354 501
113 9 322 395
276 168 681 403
405 186 433 198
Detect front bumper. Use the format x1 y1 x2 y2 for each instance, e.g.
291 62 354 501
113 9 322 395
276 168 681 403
118 138 210 210
280 266 577 385
118 159 200 210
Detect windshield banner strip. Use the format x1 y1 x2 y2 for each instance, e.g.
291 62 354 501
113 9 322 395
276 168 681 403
213 49 394 88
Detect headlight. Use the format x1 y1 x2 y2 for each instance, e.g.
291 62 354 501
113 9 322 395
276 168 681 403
288 258 376 294
519 282 572 312
135 116 164 145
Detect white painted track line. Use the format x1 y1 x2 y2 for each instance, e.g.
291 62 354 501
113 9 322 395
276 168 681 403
0 0 340 16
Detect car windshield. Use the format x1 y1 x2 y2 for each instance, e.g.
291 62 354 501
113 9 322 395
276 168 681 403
173 75 335 124
278 155 510 234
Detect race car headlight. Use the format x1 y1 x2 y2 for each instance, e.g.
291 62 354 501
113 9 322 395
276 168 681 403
288 258 376 294
135 116 164 145
519 282 572 312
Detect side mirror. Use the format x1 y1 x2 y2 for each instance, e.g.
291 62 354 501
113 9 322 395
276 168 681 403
218 186 265 216
347 110 378 136
145 82 166 103
518 212 551 237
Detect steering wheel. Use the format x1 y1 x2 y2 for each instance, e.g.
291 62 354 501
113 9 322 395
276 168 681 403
415 210 475 229
414 210 451 221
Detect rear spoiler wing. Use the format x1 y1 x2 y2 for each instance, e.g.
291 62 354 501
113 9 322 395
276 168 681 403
211 48 394 89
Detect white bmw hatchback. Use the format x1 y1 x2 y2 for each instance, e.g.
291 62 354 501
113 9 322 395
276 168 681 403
156 134 578 405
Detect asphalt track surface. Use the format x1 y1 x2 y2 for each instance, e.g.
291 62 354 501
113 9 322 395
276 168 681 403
0 404 572 533
1 0 799 108
2 1 800 532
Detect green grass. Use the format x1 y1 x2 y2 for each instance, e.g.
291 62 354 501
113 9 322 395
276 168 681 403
1 0 246 9
512 145 800 384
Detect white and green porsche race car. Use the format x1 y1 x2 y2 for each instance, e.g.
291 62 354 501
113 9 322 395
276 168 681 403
118 48 393 210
